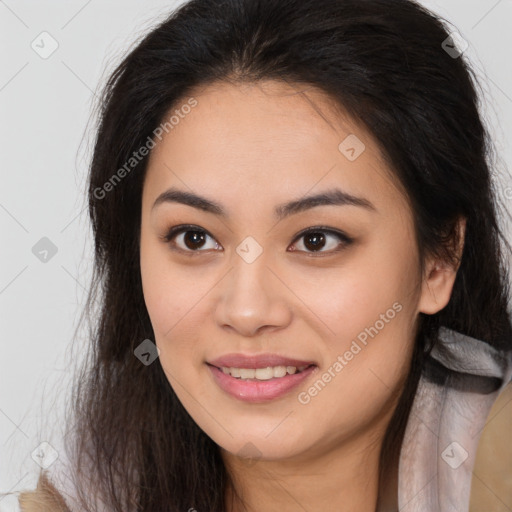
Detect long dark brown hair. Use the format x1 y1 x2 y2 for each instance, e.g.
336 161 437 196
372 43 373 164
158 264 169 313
11 0 512 510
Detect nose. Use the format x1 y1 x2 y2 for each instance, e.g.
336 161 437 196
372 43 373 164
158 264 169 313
214 253 293 338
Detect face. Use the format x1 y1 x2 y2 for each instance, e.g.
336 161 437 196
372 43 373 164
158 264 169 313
139 80 443 464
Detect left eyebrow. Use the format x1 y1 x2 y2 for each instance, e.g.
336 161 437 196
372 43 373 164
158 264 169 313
274 188 377 219
151 186 377 220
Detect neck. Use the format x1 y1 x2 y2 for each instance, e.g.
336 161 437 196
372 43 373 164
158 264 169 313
223 430 388 512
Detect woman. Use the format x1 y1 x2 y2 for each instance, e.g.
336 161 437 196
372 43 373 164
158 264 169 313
10 0 512 510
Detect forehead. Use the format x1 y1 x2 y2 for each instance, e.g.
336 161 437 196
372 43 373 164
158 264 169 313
143 80 407 216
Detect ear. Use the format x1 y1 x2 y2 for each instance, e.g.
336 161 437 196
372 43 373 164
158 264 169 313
418 216 466 315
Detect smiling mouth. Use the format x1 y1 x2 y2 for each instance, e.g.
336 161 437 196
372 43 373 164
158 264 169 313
206 362 319 402
209 363 316 381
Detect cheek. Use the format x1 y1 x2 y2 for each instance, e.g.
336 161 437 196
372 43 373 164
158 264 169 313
139 239 217 365
140 237 188 343
286 241 418 349
294 301 414 447
287 236 418 411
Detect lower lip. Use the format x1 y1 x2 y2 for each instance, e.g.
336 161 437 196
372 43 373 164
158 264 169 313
207 364 317 403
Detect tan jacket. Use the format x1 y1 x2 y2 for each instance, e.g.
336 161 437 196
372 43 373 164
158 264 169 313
18 470 70 512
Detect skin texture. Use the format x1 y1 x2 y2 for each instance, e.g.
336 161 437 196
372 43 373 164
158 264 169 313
139 80 464 512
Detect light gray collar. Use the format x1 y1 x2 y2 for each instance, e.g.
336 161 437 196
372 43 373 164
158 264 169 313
398 321 512 511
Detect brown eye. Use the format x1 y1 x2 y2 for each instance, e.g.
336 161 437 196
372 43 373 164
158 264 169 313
289 228 353 254
182 230 208 250
163 225 221 253
303 232 327 251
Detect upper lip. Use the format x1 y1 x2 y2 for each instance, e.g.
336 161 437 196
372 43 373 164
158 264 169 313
207 353 317 369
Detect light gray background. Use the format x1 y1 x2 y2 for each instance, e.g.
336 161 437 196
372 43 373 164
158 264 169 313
1 1 511 510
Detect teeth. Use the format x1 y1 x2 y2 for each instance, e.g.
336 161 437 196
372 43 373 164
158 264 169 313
220 365 309 380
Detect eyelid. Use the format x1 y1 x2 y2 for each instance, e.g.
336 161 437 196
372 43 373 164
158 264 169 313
161 224 353 254
291 226 352 244
162 224 215 243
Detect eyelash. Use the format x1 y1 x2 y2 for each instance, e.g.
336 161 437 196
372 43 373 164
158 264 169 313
162 224 353 256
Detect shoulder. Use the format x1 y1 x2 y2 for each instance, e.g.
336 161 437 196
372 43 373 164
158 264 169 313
18 471 71 512
470 381 512 510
